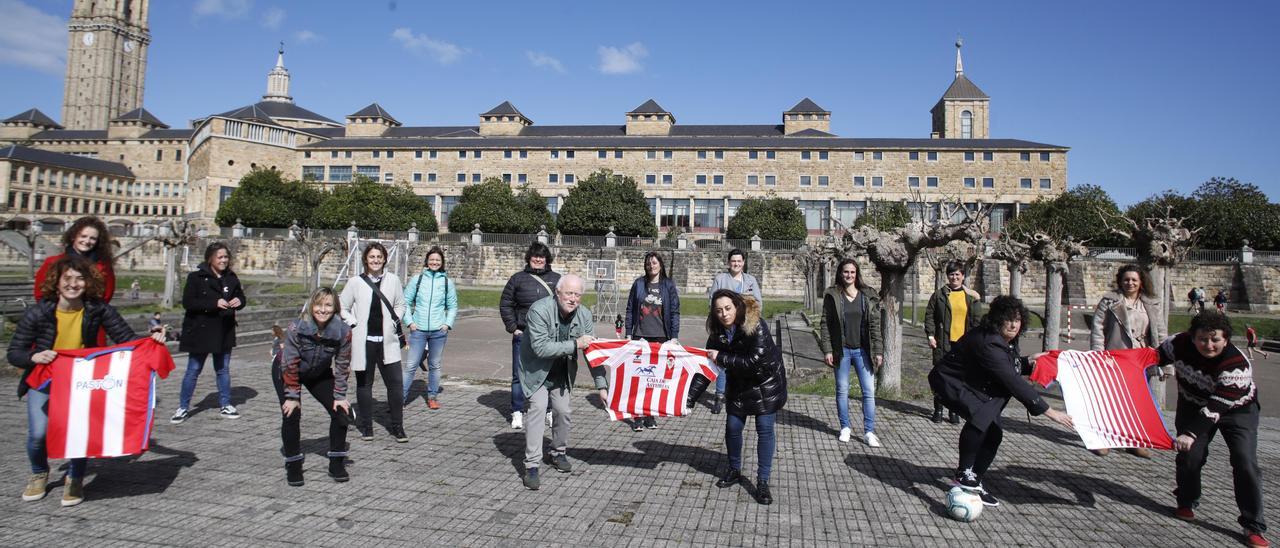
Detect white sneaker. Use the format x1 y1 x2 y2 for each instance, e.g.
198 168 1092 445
170 408 189 424
219 405 240 419
546 411 553 428
864 431 882 448
838 427 852 443
511 411 524 430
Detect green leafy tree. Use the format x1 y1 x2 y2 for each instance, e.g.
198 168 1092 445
1005 184 1126 246
556 170 656 236
448 178 553 233
853 201 911 231
1187 177 1279 249
726 196 806 240
214 168 324 227
1125 190 1195 225
311 176 438 231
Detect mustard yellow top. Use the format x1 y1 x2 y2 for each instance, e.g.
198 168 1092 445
947 290 968 343
54 308 85 350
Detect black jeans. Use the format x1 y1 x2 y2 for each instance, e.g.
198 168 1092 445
956 419 1004 481
272 359 348 461
356 342 403 430
1175 398 1266 533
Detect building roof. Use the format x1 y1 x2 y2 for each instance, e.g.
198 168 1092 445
628 99 670 115
348 103 399 124
306 127 347 138
217 104 279 124
299 135 1066 151
785 98 829 114
29 130 109 140
142 128 196 139
482 101 527 118
111 107 169 128
4 108 62 128
211 101 339 125
0 145 134 178
939 74 989 100
786 128 835 137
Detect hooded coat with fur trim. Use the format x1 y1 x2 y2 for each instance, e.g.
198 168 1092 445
704 297 787 416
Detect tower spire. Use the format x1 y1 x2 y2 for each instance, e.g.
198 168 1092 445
955 37 964 76
276 41 285 68
263 44 292 103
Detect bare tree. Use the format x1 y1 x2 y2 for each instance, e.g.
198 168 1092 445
1024 231 1087 351
290 223 349 294
833 198 990 396
989 232 1031 298
923 239 979 291
155 220 203 309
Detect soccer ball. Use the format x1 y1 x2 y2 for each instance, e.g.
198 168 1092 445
946 486 984 522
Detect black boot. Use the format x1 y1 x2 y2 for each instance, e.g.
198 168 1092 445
328 457 349 482
947 411 960 424
755 480 773 505
711 395 724 415
285 460 304 487
715 469 742 488
930 407 943 423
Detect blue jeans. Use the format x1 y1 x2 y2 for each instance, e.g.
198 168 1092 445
27 385 87 477
511 334 525 413
178 352 232 409
836 347 876 433
403 329 449 402
726 412 777 482
715 366 727 396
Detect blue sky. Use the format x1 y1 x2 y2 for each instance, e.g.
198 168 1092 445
1 0 1276 206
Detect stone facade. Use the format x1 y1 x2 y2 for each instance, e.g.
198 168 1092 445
62 0 150 131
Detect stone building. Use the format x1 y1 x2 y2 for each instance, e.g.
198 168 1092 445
1 0 1067 236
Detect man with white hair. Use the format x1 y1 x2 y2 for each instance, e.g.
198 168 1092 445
516 274 605 490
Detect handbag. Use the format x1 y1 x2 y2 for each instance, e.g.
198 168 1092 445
361 274 407 348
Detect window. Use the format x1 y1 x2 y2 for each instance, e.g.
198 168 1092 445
961 110 973 139
800 175 812 186
457 173 467 183
715 150 724 160
662 174 673 185
416 150 423 159
927 151 938 161
982 177 994 188
964 152 975 162
518 150 528 159
983 151 993 161
305 151 312 159
854 176 866 187
909 151 920 161
766 150 776 160
156 149 163 161
713 175 724 185
927 176 938 188
373 150 380 158
1040 152 1051 162
502 173 511 183
549 173 559 184
697 174 707 185
428 173 437 183
1020 178 1032 189
1040 178 1052 189
646 174 656 185
659 200 690 229
384 173 394 183
818 151 828 161
517 174 526 183
598 150 607 159
698 151 707 160
765 175 776 186
551 150 561 159
964 177 976 188
386 151 395 159
505 150 514 159
799 200 830 232
176 149 183 161
566 150 575 159
1020 152 1031 161
356 165 379 180
647 150 657 160
329 166 352 182
853 151 865 161
801 151 812 161
302 166 325 181
613 150 622 158
458 150 466 159
872 176 883 187
694 199 725 231
872 151 883 160
440 195 461 227
565 174 575 184
818 176 829 186
749 150 758 160
663 150 673 160
471 173 481 183
909 176 920 188
429 150 438 159
747 175 759 185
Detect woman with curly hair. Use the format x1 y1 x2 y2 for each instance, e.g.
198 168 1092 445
34 217 117 346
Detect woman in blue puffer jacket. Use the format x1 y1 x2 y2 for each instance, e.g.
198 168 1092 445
402 246 458 409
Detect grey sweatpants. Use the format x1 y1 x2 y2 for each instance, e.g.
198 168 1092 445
524 383 572 469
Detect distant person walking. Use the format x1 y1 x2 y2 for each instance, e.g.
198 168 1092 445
1245 325 1269 360
1214 289 1229 312
499 242 561 430
339 242 408 442
171 242 246 424
925 260 982 425
706 248 763 414
815 258 884 447
402 246 458 410
622 251 681 431
1089 264 1166 458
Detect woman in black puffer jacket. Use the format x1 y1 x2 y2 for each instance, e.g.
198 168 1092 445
703 289 786 506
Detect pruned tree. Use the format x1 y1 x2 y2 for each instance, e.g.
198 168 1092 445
923 239 978 291
155 219 203 309
1023 231 1087 351
833 196 990 396
290 222 349 294
989 232 1031 298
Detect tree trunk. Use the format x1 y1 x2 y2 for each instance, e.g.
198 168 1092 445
1008 264 1022 299
1146 263 1170 409
1043 263 1065 351
877 267 905 398
162 246 178 309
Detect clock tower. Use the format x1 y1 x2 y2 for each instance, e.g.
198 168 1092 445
62 0 151 130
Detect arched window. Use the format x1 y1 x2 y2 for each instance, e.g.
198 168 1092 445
961 110 973 139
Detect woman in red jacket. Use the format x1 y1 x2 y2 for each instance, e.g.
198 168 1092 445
34 217 116 304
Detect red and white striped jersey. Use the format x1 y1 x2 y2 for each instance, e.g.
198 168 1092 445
43 339 175 459
586 339 718 421
1030 349 1173 451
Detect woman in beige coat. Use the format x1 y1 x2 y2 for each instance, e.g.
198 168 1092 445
339 243 408 443
1089 263 1166 458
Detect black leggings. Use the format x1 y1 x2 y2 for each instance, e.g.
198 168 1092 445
272 360 348 461
957 420 1004 480
356 342 403 430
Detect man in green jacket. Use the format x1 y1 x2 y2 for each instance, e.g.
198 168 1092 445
518 274 606 490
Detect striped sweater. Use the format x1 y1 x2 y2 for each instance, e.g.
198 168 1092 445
1158 332 1258 438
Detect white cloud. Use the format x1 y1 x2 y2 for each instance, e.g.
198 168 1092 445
0 0 66 75
526 51 565 73
391 27 467 65
260 7 285 29
294 30 320 44
194 0 252 18
597 42 647 75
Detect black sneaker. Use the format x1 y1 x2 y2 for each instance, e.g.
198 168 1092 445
548 453 573 473
754 480 773 505
285 461 304 487
643 416 658 429
715 469 742 488
169 408 189 424
978 489 1000 507
523 467 540 490
710 395 724 415
954 468 981 491
358 426 374 441
390 426 409 443
631 420 645 432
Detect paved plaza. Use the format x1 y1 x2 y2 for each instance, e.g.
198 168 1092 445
0 312 1277 547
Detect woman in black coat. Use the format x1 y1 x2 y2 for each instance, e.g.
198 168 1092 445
928 295 1073 508
171 242 247 424
703 289 786 506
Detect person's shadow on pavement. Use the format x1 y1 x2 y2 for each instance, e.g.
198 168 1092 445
79 441 199 501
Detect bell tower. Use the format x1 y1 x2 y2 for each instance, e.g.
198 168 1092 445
63 0 151 130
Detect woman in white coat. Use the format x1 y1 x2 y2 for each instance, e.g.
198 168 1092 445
339 243 408 443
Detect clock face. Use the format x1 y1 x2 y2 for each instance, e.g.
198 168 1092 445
124 40 134 52
82 32 95 46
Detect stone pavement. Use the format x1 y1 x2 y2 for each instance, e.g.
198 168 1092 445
1 313 1277 546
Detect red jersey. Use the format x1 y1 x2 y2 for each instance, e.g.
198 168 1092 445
586 339 718 421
